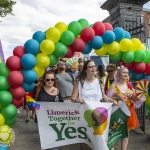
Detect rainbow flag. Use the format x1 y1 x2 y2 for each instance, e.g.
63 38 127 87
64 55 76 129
0 40 5 63
26 95 40 110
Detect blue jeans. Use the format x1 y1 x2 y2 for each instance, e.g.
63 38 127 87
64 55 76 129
35 123 58 150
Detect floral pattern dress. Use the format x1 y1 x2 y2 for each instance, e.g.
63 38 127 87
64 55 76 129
107 83 140 131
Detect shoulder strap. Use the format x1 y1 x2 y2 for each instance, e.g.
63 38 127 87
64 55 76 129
68 72 74 83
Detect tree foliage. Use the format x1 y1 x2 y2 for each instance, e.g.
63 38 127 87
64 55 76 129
0 0 16 17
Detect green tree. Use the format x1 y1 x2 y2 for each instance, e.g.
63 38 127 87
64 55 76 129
0 0 16 17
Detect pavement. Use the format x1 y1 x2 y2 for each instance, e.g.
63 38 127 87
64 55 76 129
9 109 150 150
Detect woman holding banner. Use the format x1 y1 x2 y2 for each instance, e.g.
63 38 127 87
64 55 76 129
33 71 63 150
106 66 140 150
71 60 117 150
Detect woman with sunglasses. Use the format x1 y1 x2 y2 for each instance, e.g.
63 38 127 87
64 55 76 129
102 64 116 94
71 60 117 150
33 71 63 150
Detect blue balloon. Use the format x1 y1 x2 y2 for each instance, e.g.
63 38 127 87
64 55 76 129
24 39 40 55
143 75 150 80
22 69 37 84
0 144 9 150
113 27 125 42
129 69 134 73
22 82 35 92
21 54 36 69
82 42 92 54
102 31 115 44
32 31 46 43
124 31 131 39
90 36 103 49
132 72 144 81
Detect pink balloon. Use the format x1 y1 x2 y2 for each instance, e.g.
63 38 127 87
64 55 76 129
9 86 25 100
6 56 23 71
80 27 95 42
92 22 105 36
145 63 150 74
13 46 26 58
8 71 23 87
104 23 113 31
133 62 146 74
12 98 24 108
65 46 74 58
70 37 86 52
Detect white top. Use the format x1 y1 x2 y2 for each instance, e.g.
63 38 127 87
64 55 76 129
78 78 102 102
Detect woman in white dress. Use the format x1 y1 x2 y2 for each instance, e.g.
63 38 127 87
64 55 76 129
71 60 117 150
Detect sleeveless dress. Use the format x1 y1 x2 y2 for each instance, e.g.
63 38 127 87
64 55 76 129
107 83 139 131
78 78 102 102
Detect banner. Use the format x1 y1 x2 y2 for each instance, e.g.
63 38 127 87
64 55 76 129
36 102 112 150
0 40 5 63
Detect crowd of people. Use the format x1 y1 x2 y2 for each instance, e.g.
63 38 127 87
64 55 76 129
23 57 141 150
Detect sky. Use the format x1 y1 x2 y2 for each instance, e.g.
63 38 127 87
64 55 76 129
0 0 150 60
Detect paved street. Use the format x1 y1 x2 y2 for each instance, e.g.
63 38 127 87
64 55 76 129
10 109 150 150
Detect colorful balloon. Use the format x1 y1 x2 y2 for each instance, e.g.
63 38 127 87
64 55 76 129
0 63 10 77
46 27 61 43
0 114 5 126
107 41 120 55
104 23 113 31
124 31 131 39
132 72 144 81
40 39 55 55
0 76 10 91
33 65 44 78
13 46 26 58
133 62 146 74
78 18 89 29
134 50 146 62
55 22 68 34
32 31 46 43
145 63 150 74
131 38 141 52
144 50 150 64
120 38 132 52
110 51 122 62
36 53 50 68
113 27 125 42
21 82 35 92
64 46 74 58
90 36 103 49
0 91 12 107
48 53 59 66
82 42 92 54
24 39 40 55
95 45 108 56
92 22 105 36
102 30 115 44
122 51 134 63
5 116 16 127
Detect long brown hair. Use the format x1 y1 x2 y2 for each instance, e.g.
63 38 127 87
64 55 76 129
35 71 57 100
76 60 94 87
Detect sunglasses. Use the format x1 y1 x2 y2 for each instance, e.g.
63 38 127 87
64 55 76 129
60 60 66 63
107 70 113 72
45 78 55 82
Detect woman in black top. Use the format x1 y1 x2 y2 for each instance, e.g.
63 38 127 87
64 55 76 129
34 71 63 150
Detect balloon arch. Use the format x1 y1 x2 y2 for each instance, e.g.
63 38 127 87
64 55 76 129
0 18 150 146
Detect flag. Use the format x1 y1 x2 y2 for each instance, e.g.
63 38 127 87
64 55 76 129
107 101 130 149
0 40 5 63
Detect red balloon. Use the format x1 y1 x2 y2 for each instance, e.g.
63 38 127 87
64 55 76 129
8 71 23 87
104 23 113 31
13 46 26 58
80 27 95 42
122 61 134 70
12 98 24 108
9 86 25 100
133 62 146 74
92 22 105 36
65 46 74 58
6 56 23 71
70 38 86 52
145 63 150 74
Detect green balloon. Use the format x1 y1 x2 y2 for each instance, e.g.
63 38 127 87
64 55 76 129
1 104 17 119
5 116 16 127
134 50 146 62
54 42 68 57
122 51 134 63
0 63 10 77
144 50 150 64
78 18 89 29
48 53 59 66
0 76 10 91
60 31 75 45
0 91 12 107
110 51 122 62
68 21 82 37
89 24 93 28
146 103 150 110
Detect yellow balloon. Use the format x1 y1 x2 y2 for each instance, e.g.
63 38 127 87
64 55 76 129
131 38 141 52
33 65 45 78
140 43 146 51
0 113 5 126
0 124 14 145
95 44 108 56
36 53 50 68
120 38 132 52
55 22 68 34
40 39 55 55
107 41 120 55
46 27 61 43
